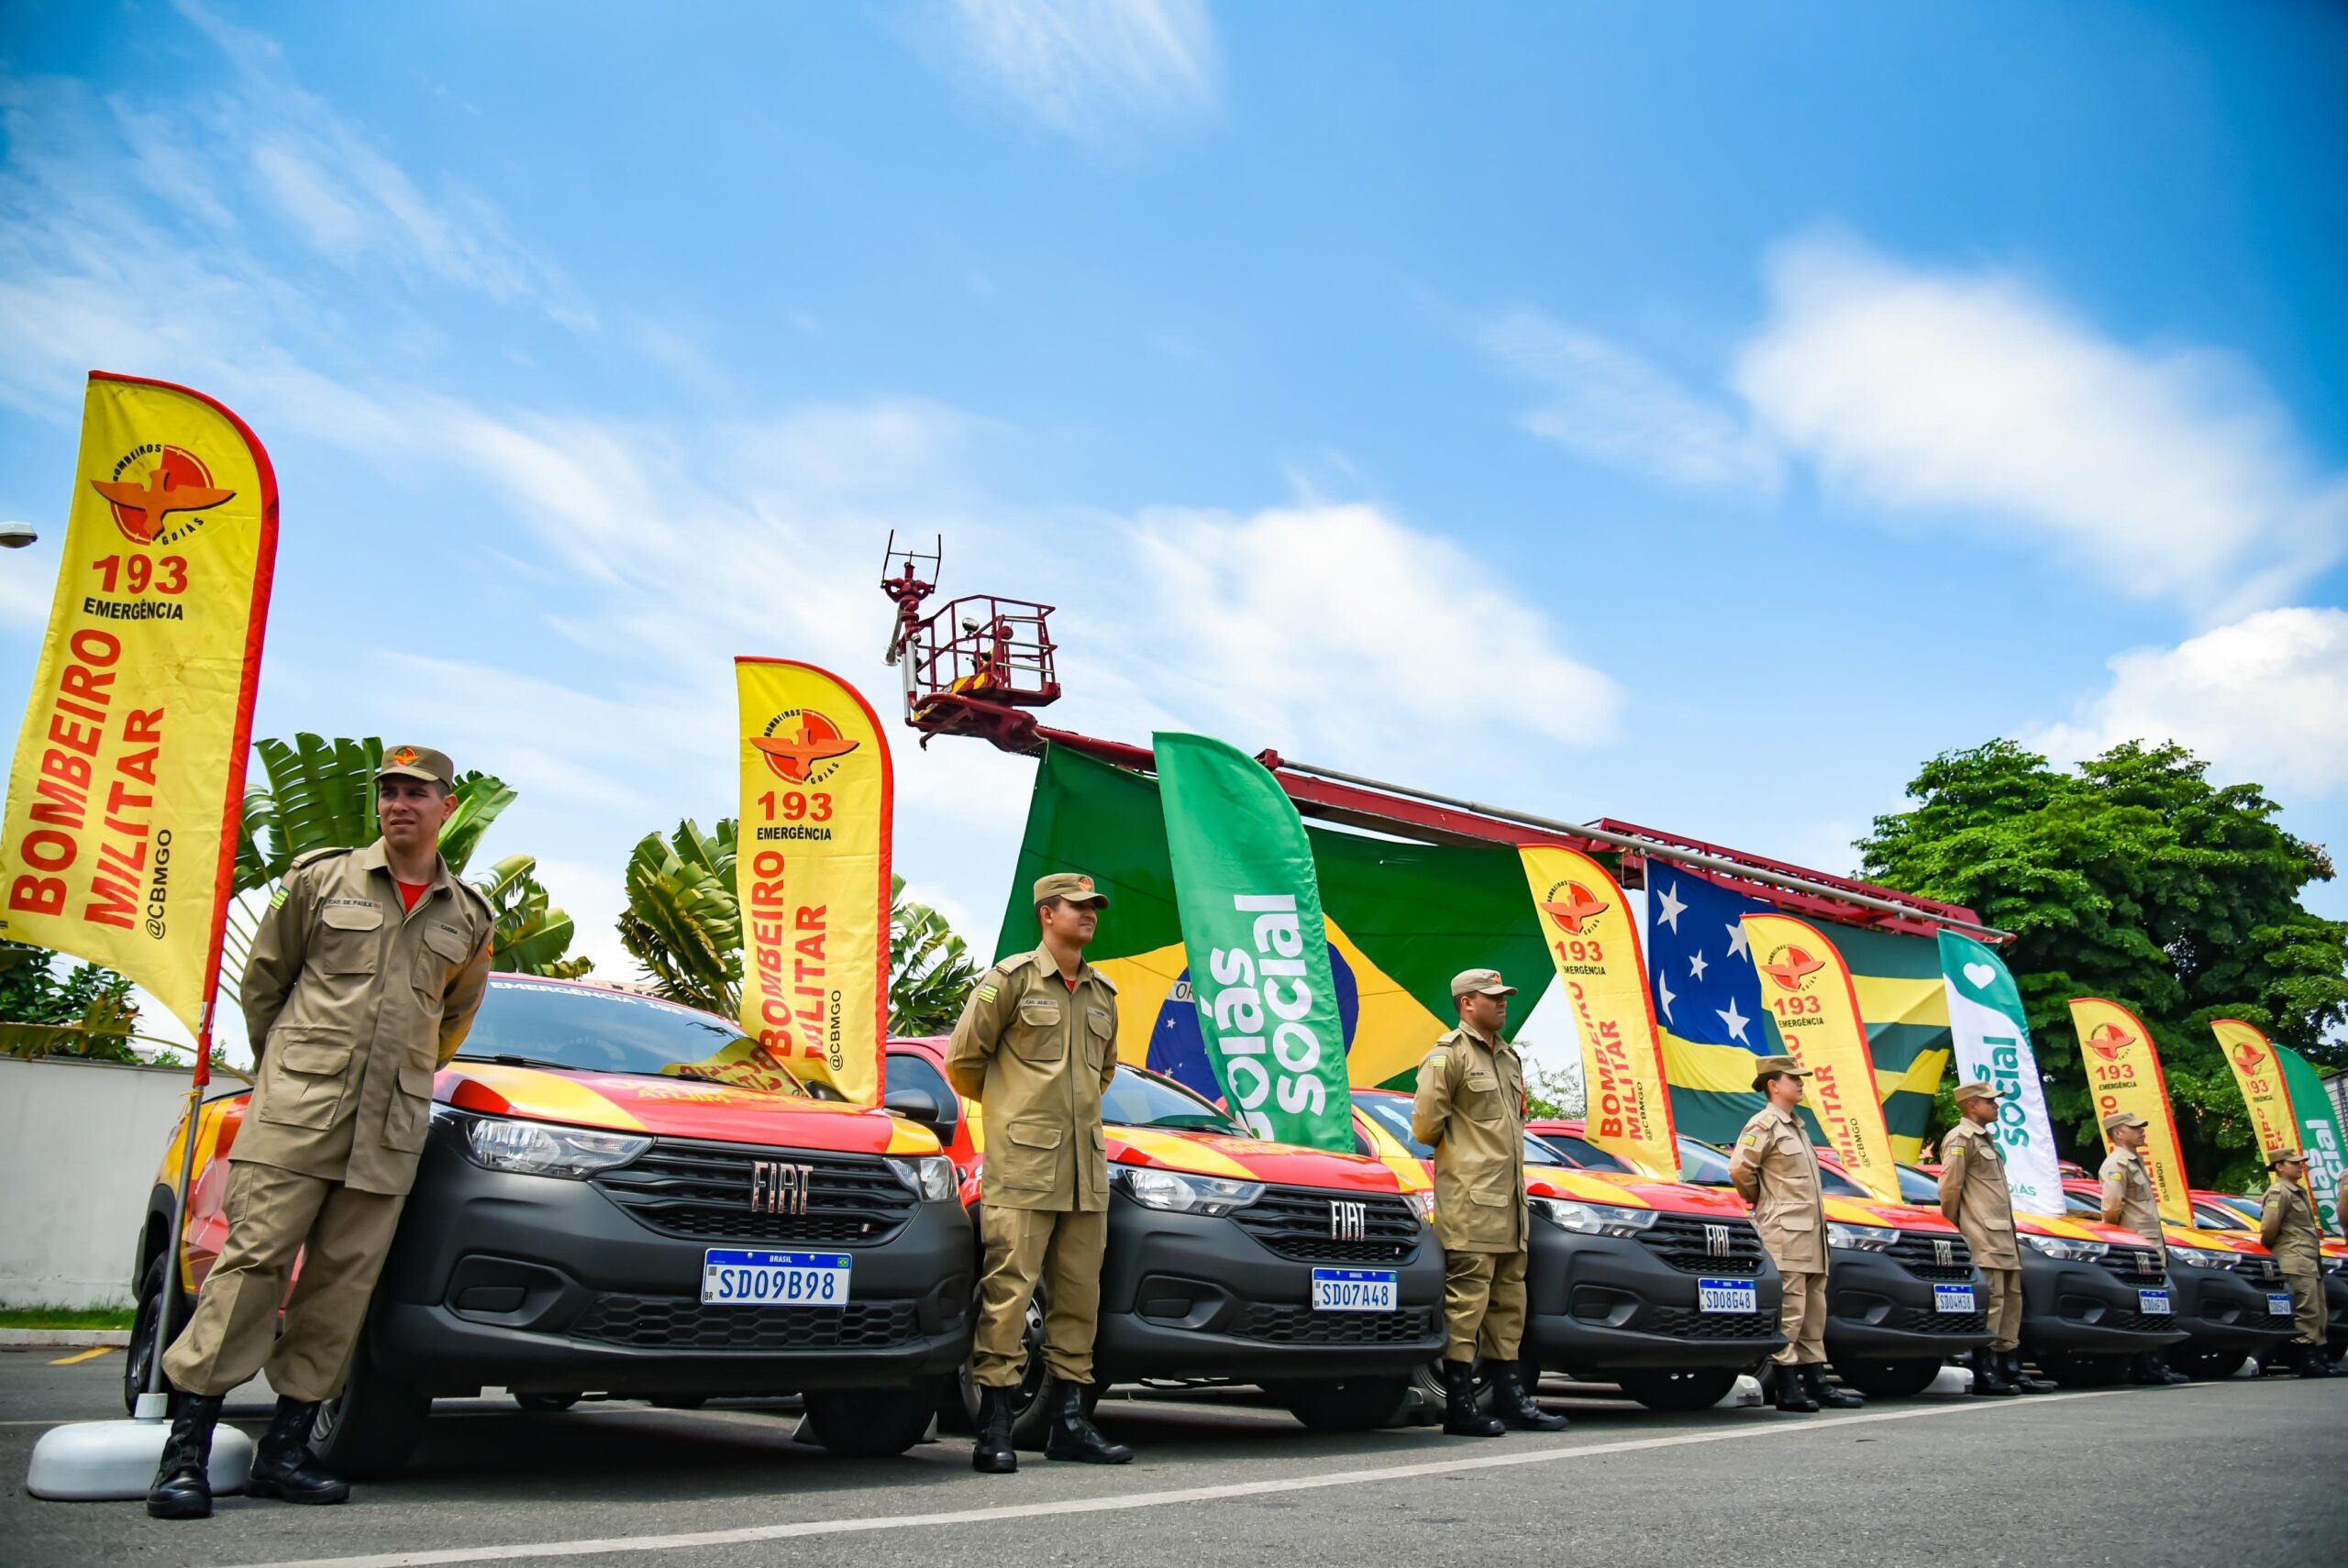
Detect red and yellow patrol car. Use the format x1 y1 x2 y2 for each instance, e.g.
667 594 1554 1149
2050 1179 2297 1380
885 1037 1444 1441
2189 1187 2348 1367
128 977 974 1474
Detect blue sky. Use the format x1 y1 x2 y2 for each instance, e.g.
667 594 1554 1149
3 2 2344 1065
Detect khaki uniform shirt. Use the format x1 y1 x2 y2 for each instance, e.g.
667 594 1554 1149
235 840 494 1196
947 946 1118 1213
1411 1025 1528 1253
1729 1105 1828 1274
2259 1177 2323 1275
1936 1119 2020 1269
2098 1146 2163 1245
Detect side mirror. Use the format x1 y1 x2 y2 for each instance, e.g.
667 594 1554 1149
883 1087 943 1125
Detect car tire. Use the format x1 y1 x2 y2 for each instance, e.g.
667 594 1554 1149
1264 1375 1412 1432
310 1334 431 1478
801 1385 937 1458
1616 1366 1740 1412
2033 1351 2123 1388
512 1392 581 1412
1831 1356 1943 1399
123 1253 188 1417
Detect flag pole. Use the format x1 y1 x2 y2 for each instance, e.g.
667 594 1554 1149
142 1000 213 1409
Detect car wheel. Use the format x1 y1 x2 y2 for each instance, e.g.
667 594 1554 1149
801 1385 937 1458
1616 1366 1740 1412
1830 1356 1943 1399
310 1334 431 1479
2033 1351 2123 1388
512 1392 581 1412
122 1253 186 1417
2174 1347 2245 1382
1264 1375 1412 1432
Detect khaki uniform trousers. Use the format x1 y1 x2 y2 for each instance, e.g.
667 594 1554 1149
972 1205 1108 1387
1442 1248 1528 1363
1771 1269 1828 1366
1982 1267 2023 1353
161 1161 405 1403
2283 1269 2327 1346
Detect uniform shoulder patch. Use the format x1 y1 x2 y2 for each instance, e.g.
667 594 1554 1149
975 981 1000 1005
995 951 1041 976
288 845 358 873
1946 1143 1966 1160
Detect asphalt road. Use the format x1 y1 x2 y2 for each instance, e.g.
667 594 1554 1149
5 1349 2342 1568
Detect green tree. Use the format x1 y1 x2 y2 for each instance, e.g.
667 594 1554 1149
0 940 140 1061
615 819 980 1033
1859 738 2348 1188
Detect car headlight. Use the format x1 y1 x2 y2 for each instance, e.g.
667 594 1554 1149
1531 1198 1658 1237
2168 1245 2232 1270
1404 1189 1436 1222
886 1154 959 1203
2022 1235 2110 1263
1827 1222 1898 1252
459 1113 651 1178
1116 1166 1265 1216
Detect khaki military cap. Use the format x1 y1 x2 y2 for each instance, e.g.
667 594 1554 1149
2101 1110 2149 1133
1751 1054 1812 1090
2267 1147 2307 1168
377 744 456 787
1953 1080 2003 1103
1451 967 1518 999
1034 871 1109 908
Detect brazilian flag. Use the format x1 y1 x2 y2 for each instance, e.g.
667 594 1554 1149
993 745 1549 1099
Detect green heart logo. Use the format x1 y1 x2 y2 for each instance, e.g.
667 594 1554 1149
1962 962 1997 991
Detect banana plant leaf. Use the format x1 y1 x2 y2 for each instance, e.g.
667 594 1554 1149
478 853 593 978
617 819 742 1016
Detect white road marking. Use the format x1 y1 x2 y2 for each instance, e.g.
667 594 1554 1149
230 1392 2121 1568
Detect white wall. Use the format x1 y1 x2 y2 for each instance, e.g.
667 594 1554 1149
0 1055 199 1308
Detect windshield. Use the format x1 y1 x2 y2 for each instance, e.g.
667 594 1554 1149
2193 1202 2248 1231
2062 1187 2102 1216
1892 1164 1944 1204
457 979 806 1094
1531 1131 1633 1174
1678 1137 1737 1187
1356 1095 1432 1158
1102 1066 1246 1135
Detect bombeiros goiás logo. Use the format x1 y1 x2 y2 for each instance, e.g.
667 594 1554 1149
1536 879 1609 936
2084 1022 2133 1064
92 443 235 547
1757 944 1825 994
749 708 858 785
2231 1039 2265 1076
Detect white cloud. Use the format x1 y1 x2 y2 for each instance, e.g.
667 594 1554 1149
2031 606 2348 797
1479 311 1780 495
1736 231 2348 620
933 0 1218 139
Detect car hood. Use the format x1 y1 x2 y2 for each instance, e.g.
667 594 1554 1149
1561 1169 1757 1218
1823 1195 1960 1232
439 1063 940 1155
1104 1126 1411 1194
2015 1211 2153 1244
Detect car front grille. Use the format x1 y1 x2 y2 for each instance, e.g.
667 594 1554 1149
1634 1214 1767 1276
590 1139 916 1247
1642 1305 1783 1342
2232 1255 2283 1286
2081 1308 2173 1335
1883 1305 1989 1335
569 1294 921 1351
1229 1187 1423 1264
1885 1231 1977 1283
2097 1246 2167 1286
1229 1304 1437 1345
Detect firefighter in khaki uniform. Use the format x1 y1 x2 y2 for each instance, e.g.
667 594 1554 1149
1729 1056 1858 1413
1937 1081 2050 1397
1411 969 1567 1438
2259 1149 2334 1377
2099 1110 2187 1386
148 747 493 1520
947 872 1131 1473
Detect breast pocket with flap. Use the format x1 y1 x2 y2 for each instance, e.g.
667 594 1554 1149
315 902 383 975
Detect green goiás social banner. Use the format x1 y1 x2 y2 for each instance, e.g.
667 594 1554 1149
1154 732 1354 1152
2279 1043 2345 1231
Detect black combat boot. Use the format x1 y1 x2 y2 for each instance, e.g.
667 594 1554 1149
1040 1378 1131 1463
145 1392 223 1519
1491 1360 1568 1431
1440 1359 1504 1436
1803 1364 1863 1408
1966 1348 2017 1397
1766 1362 1818 1413
2001 1348 2056 1394
243 1397 349 1505
2296 1342 2333 1379
2126 1353 2166 1386
971 1385 1018 1474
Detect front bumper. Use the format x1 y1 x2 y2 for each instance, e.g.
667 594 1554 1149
1520 1223 1786 1375
371 1125 974 1397
1824 1247 1992 1361
2168 1264 2300 1354
1089 1188 1447 1380
2018 1251 2188 1354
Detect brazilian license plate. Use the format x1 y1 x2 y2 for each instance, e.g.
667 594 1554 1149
2267 1292 2295 1318
2137 1287 2172 1316
1933 1284 1977 1313
701 1249 851 1307
1311 1268 1398 1312
1697 1277 1758 1314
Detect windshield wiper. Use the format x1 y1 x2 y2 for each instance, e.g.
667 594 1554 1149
465 1054 583 1073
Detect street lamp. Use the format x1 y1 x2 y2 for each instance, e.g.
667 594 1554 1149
0 522 37 548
